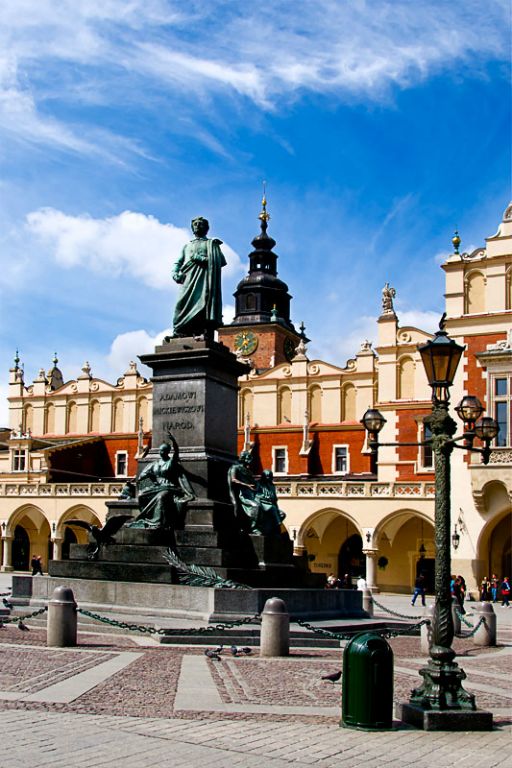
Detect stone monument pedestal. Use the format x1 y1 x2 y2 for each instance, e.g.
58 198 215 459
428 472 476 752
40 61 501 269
49 337 324 589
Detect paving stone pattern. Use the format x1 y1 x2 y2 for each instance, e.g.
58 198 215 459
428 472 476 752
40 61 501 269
0 611 510 767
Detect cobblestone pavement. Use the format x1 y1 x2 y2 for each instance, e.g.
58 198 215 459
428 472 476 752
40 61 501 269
0 610 510 768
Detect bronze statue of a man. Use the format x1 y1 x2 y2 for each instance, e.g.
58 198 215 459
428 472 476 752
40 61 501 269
172 217 226 338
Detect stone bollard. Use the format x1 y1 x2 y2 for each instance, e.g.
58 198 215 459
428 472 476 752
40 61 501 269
421 603 435 654
472 602 496 647
47 586 77 647
260 597 289 657
362 588 373 617
451 597 461 636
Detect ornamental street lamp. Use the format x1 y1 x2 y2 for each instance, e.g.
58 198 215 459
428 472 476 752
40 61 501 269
361 314 499 730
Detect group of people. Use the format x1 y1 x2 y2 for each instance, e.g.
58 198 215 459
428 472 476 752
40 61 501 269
326 573 367 590
480 574 510 607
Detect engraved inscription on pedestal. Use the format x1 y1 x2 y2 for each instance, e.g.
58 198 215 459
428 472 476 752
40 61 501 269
153 387 205 445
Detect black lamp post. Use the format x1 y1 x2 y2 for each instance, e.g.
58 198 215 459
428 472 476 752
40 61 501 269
361 315 499 729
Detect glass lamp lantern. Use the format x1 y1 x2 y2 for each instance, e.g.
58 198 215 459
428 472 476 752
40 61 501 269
417 317 464 404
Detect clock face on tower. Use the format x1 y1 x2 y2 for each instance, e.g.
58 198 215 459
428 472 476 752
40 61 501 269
234 330 258 356
284 337 296 362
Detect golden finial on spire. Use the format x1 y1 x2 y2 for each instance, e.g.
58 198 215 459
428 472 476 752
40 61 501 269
258 180 270 226
452 229 461 255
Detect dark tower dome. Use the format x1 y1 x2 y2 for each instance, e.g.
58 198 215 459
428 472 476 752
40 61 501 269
230 194 295 330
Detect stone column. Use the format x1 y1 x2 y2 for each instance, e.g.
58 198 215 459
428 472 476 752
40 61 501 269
363 549 379 593
1 536 13 572
51 538 63 561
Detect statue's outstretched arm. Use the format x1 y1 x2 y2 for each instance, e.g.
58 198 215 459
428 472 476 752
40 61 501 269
167 431 179 460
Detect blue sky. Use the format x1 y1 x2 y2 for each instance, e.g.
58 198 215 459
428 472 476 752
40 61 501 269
0 0 510 424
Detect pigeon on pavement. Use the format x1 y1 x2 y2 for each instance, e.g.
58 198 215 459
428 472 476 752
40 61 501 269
204 648 221 660
321 670 342 683
18 620 30 632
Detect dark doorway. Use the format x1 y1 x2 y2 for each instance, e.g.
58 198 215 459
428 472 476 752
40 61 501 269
338 534 365 580
61 526 77 560
416 557 435 594
12 525 30 571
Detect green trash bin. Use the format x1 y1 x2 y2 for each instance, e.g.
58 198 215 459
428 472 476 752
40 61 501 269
341 631 393 730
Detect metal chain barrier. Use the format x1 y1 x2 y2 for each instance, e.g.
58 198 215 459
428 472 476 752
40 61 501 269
455 608 476 628
0 607 48 624
295 616 429 640
0 590 12 597
369 596 420 620
77 608 261 636
456 615 486 638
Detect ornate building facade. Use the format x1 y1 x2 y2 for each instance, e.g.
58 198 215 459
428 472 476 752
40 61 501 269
0 204 510 595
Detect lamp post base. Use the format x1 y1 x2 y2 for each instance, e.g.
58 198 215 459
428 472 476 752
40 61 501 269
398 702 493 731
398 658 493 730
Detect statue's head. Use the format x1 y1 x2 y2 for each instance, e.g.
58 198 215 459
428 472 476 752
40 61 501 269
260 469 273 483
191 217 209 237
239 450 252 466
159 443 171 458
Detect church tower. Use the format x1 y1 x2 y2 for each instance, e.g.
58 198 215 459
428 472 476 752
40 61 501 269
219 193 303 371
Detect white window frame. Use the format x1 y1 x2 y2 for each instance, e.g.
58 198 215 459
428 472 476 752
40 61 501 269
332 444 349 475
12 449 27 472
115 450 128 478
272 446 288 475
490 372 511 447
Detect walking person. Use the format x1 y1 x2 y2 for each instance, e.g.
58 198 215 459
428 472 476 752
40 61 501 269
454 576 466 614
30 554 43 576
491 574 499 603
411 573 426 606
480 576 491 601
500 576 510 607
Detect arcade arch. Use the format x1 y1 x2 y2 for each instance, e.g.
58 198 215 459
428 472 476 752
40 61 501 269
297 508 362 582
475 482 511 582
7 505 51 571
374 510 435 594
296 507 435 592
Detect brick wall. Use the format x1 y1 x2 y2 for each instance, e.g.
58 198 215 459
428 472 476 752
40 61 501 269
238 427 369 476
396 407 432 481
464 333 506 409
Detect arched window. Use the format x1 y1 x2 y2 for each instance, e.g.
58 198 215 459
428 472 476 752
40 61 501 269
23 404 33 433
45 403 55 434
309 385 322 423
89 400 100 433
240 389 253 427
465 271 486 314
136 396 148 430
67 401 77 433
277 387 291 424
342 384 356 422
398 357 415 399
113 399 124 432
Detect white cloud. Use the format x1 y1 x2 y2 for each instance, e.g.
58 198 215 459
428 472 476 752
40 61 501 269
0 0 507 157
397 310 439 333
106 328 170 377
310 315 378 366
105 306 236 379
26 208 243 289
